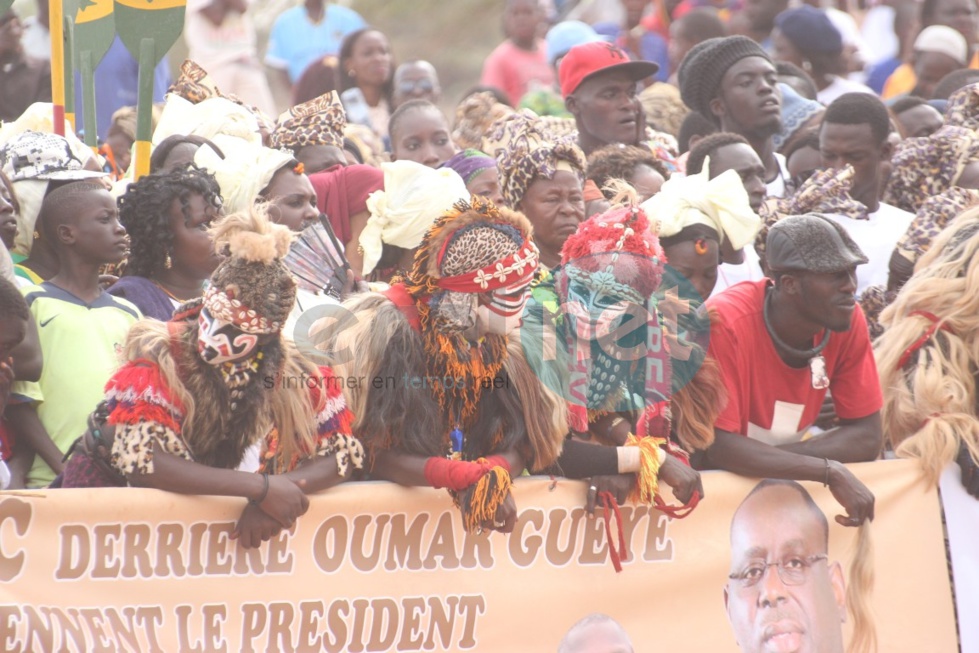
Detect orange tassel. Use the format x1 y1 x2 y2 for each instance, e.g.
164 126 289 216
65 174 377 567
625 434 666 505
453 461 512 533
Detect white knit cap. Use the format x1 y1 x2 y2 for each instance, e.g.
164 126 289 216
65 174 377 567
914 25 969 65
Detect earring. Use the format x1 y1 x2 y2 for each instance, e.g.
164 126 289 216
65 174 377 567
348 69 356 78
164 253 172 269
33 229 40 241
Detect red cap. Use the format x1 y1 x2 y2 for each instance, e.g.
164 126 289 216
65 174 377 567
558 41 660 98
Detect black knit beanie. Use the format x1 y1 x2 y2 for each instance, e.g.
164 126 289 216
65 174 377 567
678 36 773 123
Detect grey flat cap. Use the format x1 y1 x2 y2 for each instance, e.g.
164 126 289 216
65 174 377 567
766 213 868 273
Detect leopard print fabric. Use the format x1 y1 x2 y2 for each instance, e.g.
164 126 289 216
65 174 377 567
944 82 979 132
883 125 979 214
755 165 867 257
430 223 523 331
440 224 521 277
322 434 365 478
895 187 979 266
269 91 346 150
110 421 191 476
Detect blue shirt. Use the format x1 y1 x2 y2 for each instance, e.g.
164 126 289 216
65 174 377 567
264 4 366 83
73 36 171 142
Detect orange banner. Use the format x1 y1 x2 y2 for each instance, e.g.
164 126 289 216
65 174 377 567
0 460 957 652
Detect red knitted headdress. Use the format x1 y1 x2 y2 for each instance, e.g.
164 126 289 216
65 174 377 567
558 205 665 301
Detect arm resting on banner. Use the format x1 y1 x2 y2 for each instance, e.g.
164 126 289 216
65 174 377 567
777 412 883 462
706 429 875 526
128 450 309 528
371 448 526 487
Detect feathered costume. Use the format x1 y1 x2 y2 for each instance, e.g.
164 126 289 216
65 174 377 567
60 208 363 487
315 197 567 532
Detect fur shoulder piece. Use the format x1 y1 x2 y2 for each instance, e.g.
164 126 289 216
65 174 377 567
210 204 294 263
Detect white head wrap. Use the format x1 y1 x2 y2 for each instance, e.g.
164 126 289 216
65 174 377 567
196 138 294 215
359 161 468 275
641 156 761 250
153 95 262 147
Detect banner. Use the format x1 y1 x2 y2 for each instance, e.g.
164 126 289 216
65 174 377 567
0 460 958 652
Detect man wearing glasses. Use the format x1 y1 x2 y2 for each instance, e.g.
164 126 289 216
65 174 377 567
724 479 847 653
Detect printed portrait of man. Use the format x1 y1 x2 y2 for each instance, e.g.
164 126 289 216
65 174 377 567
724 479 847 653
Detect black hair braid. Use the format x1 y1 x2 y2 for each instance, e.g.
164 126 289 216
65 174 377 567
118 164 222 278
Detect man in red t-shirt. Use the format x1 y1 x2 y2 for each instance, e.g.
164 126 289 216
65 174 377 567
705 213 882 526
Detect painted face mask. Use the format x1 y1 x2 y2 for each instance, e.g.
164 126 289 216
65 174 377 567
198 308 261 365
565 277 633 342
476 278 533 336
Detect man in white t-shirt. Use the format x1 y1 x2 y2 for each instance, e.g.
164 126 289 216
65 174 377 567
819 93 913 296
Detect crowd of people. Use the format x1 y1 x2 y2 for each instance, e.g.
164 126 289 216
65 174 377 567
0 0 978 632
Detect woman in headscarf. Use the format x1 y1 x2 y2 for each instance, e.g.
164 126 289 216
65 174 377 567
308 163 384 276
358 160 468 285
642 157 761 302
111 166 224 320
199 140 319 233
441 149 504 207
875 207 979 500
268 91 348 174
485 109 587 271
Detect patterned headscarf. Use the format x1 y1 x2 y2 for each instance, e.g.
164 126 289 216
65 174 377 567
755 166 868 258
441 149 497 185
894 186 979 268
269 91 346 150
883 125 979 214
405 197 539 332
943 82 979 131
485 109 587 209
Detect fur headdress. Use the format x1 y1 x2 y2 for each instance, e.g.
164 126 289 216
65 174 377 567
204 205 297 334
